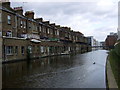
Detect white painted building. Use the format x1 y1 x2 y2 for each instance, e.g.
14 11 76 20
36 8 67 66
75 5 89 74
87 36 101 51
87 36 100 47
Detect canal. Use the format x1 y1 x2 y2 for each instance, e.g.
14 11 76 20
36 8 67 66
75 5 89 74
2 50 108 88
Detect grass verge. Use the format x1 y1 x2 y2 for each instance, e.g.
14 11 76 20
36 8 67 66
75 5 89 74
109 49 120 89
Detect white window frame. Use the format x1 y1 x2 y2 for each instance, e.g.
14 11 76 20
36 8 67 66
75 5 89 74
39 26 42 32
32 23 34 30
6 46 13 55
47 47 49 53
7 15 11 24
50 29 53 34
23 21 26 28
48 28 50 34
28 46 32 53
0 13 1 22
21 46 25 54
35 25 37 31
43 27 46 33
29 22 31 29
20 20 23 28
6 31 12 37
65 33 68 37
57 30 59 36
41 46 44 53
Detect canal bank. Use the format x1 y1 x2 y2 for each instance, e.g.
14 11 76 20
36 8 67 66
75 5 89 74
106 59 118 89
106 50 120 89
2 51 84 64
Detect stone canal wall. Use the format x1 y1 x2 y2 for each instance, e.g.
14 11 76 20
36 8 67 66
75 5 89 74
2 37 91 63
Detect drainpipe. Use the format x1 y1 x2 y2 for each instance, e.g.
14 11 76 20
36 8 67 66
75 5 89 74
15 14 18 37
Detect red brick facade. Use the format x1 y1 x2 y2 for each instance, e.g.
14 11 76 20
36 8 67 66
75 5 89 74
105 35 117 49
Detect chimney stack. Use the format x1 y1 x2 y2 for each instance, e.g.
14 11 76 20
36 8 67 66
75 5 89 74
14 7 23 15
35 18 43 22
43 21 50 25
50 23 55 26
1 0 9 2
25 11 34 19
2 1 10 8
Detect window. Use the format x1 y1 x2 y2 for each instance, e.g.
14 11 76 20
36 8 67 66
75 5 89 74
37 46 39 52
47 47 49 53
43 27 45 33
65 33 68 37
39 26 42 32
7 15 11 24
37 27 39 31
15 46 18 54
32 45 35 52
23 21 26 28
48 28 50 34
6 46 13 55
69 35 71 39
68 47 70 51
57 30 59 35
32 23 34 30
50 29 53 34
28 46 32 53
21 46 24 54
0 13 1 22
46 28 47 34
29 23 31 29
35 25 37 31
0 31 2 37
20 20 23 28
55 30 57 35
76 37 78 41
41 46 44 53
6 31 12 37
32 24 34 30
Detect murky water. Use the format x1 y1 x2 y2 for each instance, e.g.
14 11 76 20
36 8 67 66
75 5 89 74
2 50 108 88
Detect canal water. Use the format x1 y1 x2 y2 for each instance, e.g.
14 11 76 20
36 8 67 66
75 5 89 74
2 50 108 88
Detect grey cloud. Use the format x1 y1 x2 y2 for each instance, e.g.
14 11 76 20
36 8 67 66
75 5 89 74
11 1 117 41
93 26 117 41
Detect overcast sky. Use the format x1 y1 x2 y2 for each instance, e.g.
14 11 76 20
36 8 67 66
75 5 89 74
10 0 119 41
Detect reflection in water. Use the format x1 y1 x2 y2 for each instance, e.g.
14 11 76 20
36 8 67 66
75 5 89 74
2 50 108 88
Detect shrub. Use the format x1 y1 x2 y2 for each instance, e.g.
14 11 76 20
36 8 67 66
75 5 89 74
114 41 120 57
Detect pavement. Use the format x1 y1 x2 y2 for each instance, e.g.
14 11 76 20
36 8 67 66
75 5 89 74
106 59 118 89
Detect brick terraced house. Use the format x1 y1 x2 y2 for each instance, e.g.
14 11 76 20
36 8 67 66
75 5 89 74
105 32 118 49
0 1 91 62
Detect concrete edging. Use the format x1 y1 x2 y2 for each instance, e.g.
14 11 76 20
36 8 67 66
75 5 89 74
106 56 118 89
2 53 70 64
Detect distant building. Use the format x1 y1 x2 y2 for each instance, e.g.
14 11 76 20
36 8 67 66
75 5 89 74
105 32 118 49
100 42 105 49
87 36 100 50
100 42 105 47
117 28 120 40
87 36 100 46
